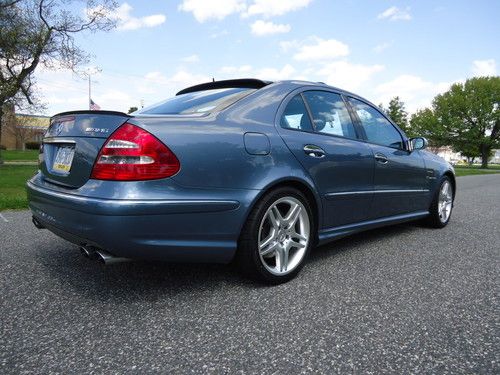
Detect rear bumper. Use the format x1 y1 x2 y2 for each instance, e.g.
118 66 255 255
27 178 253 263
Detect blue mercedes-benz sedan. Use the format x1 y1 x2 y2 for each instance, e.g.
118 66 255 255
27 79 455 283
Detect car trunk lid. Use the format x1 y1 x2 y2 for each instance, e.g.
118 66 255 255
40 111 130 188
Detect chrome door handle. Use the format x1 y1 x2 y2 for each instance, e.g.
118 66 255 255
375 153 388 164
303 145 326 158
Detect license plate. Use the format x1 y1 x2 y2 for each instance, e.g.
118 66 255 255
53 146 75 173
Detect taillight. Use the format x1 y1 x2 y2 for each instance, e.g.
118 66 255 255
90 123 180 181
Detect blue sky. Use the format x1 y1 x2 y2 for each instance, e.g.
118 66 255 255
35 0 499 115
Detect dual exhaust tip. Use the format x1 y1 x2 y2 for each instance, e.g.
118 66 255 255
32 216 130 265
79 245 130 265
32 216 45 229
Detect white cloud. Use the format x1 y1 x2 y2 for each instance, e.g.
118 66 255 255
256 64 295 80
181 54 200 63
218 64 294 81
220 65 253 75
142 70 209 92
34 66 213 114
178 0 246 22
94 89 134 108
376 75 430 97
377 6 411 21
373 42 392 53
34 67 140 114
250 20 291 36
209 29 229 38
375 74 453 112
244 0 313 18
317 61 384 91
293 37 350 61
114 3 166 30
279 40 299 53
472 59 497 76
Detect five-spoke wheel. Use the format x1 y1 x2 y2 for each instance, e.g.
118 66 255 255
258 197 310 275
237 187 314 284
425 176 454 228
438 180 453 223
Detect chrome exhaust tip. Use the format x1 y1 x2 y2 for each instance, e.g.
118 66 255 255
32 216 45 229
94 249 131 265
79 245 97 260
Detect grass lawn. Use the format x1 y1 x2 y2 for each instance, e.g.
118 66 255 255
454 166 500 177
0 165 38 210
454 164 500 170
0 149 39 161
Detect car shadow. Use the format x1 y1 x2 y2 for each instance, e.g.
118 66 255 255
309 223 418 264
37 222 422 301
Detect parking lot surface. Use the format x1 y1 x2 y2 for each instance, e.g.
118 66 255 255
1 174 499 374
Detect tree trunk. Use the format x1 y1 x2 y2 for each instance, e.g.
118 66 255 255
480 144 490 169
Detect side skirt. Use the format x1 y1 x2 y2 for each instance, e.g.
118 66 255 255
317 210 429 245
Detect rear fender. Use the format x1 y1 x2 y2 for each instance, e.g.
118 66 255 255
237 175 324 241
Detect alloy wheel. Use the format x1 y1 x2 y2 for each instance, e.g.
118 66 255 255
438 180 453 223
257 196 310 276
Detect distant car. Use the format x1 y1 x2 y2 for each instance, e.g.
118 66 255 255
27 79 456 283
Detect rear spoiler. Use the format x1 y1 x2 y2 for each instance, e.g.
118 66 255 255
51 110 129 119
176 78 272 96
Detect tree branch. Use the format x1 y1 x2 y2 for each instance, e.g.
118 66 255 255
0 0 21 8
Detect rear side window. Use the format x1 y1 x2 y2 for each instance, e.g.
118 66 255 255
280 94 314 131
139 88 255 115
302 91 357 139
348 97 404 149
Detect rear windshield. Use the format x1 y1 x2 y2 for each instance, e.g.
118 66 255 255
138 88 255 115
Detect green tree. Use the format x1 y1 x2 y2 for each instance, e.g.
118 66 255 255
410 108 446 146
385 96 409 134
0 0 117 162
413 77 500 168
410 108 481 165
127 106 138 114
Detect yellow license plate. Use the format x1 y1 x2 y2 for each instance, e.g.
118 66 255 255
53 146 75 173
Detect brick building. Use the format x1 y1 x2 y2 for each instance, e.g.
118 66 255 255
1 110 50 150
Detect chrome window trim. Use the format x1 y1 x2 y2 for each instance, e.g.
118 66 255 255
325 189 430 199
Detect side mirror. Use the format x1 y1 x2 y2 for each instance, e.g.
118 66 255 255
410 137 428 151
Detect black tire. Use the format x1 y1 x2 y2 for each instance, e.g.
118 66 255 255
237 187 315 284
424 176 454 228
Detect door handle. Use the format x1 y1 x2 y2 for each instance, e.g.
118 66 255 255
303 145 326 158
375 153 388 164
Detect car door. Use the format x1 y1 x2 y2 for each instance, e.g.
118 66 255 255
276 89 375 229
346 97 428 218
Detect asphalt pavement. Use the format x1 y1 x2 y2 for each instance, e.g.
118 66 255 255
1 174 499 374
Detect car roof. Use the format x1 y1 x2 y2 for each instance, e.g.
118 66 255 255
270 80 362 98
175 78 376 108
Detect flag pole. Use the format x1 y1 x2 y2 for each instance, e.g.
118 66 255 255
88 74 91 110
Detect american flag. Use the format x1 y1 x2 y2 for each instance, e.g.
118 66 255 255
90 98 101 111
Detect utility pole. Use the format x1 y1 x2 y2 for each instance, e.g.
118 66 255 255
79 67 101 109
88 74 91 110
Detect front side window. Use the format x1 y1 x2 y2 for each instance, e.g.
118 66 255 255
280 94 314 132
302 91 357 139
348 97 404 149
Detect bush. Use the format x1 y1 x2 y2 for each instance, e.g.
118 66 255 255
25 141 41 150
0 144 6 150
